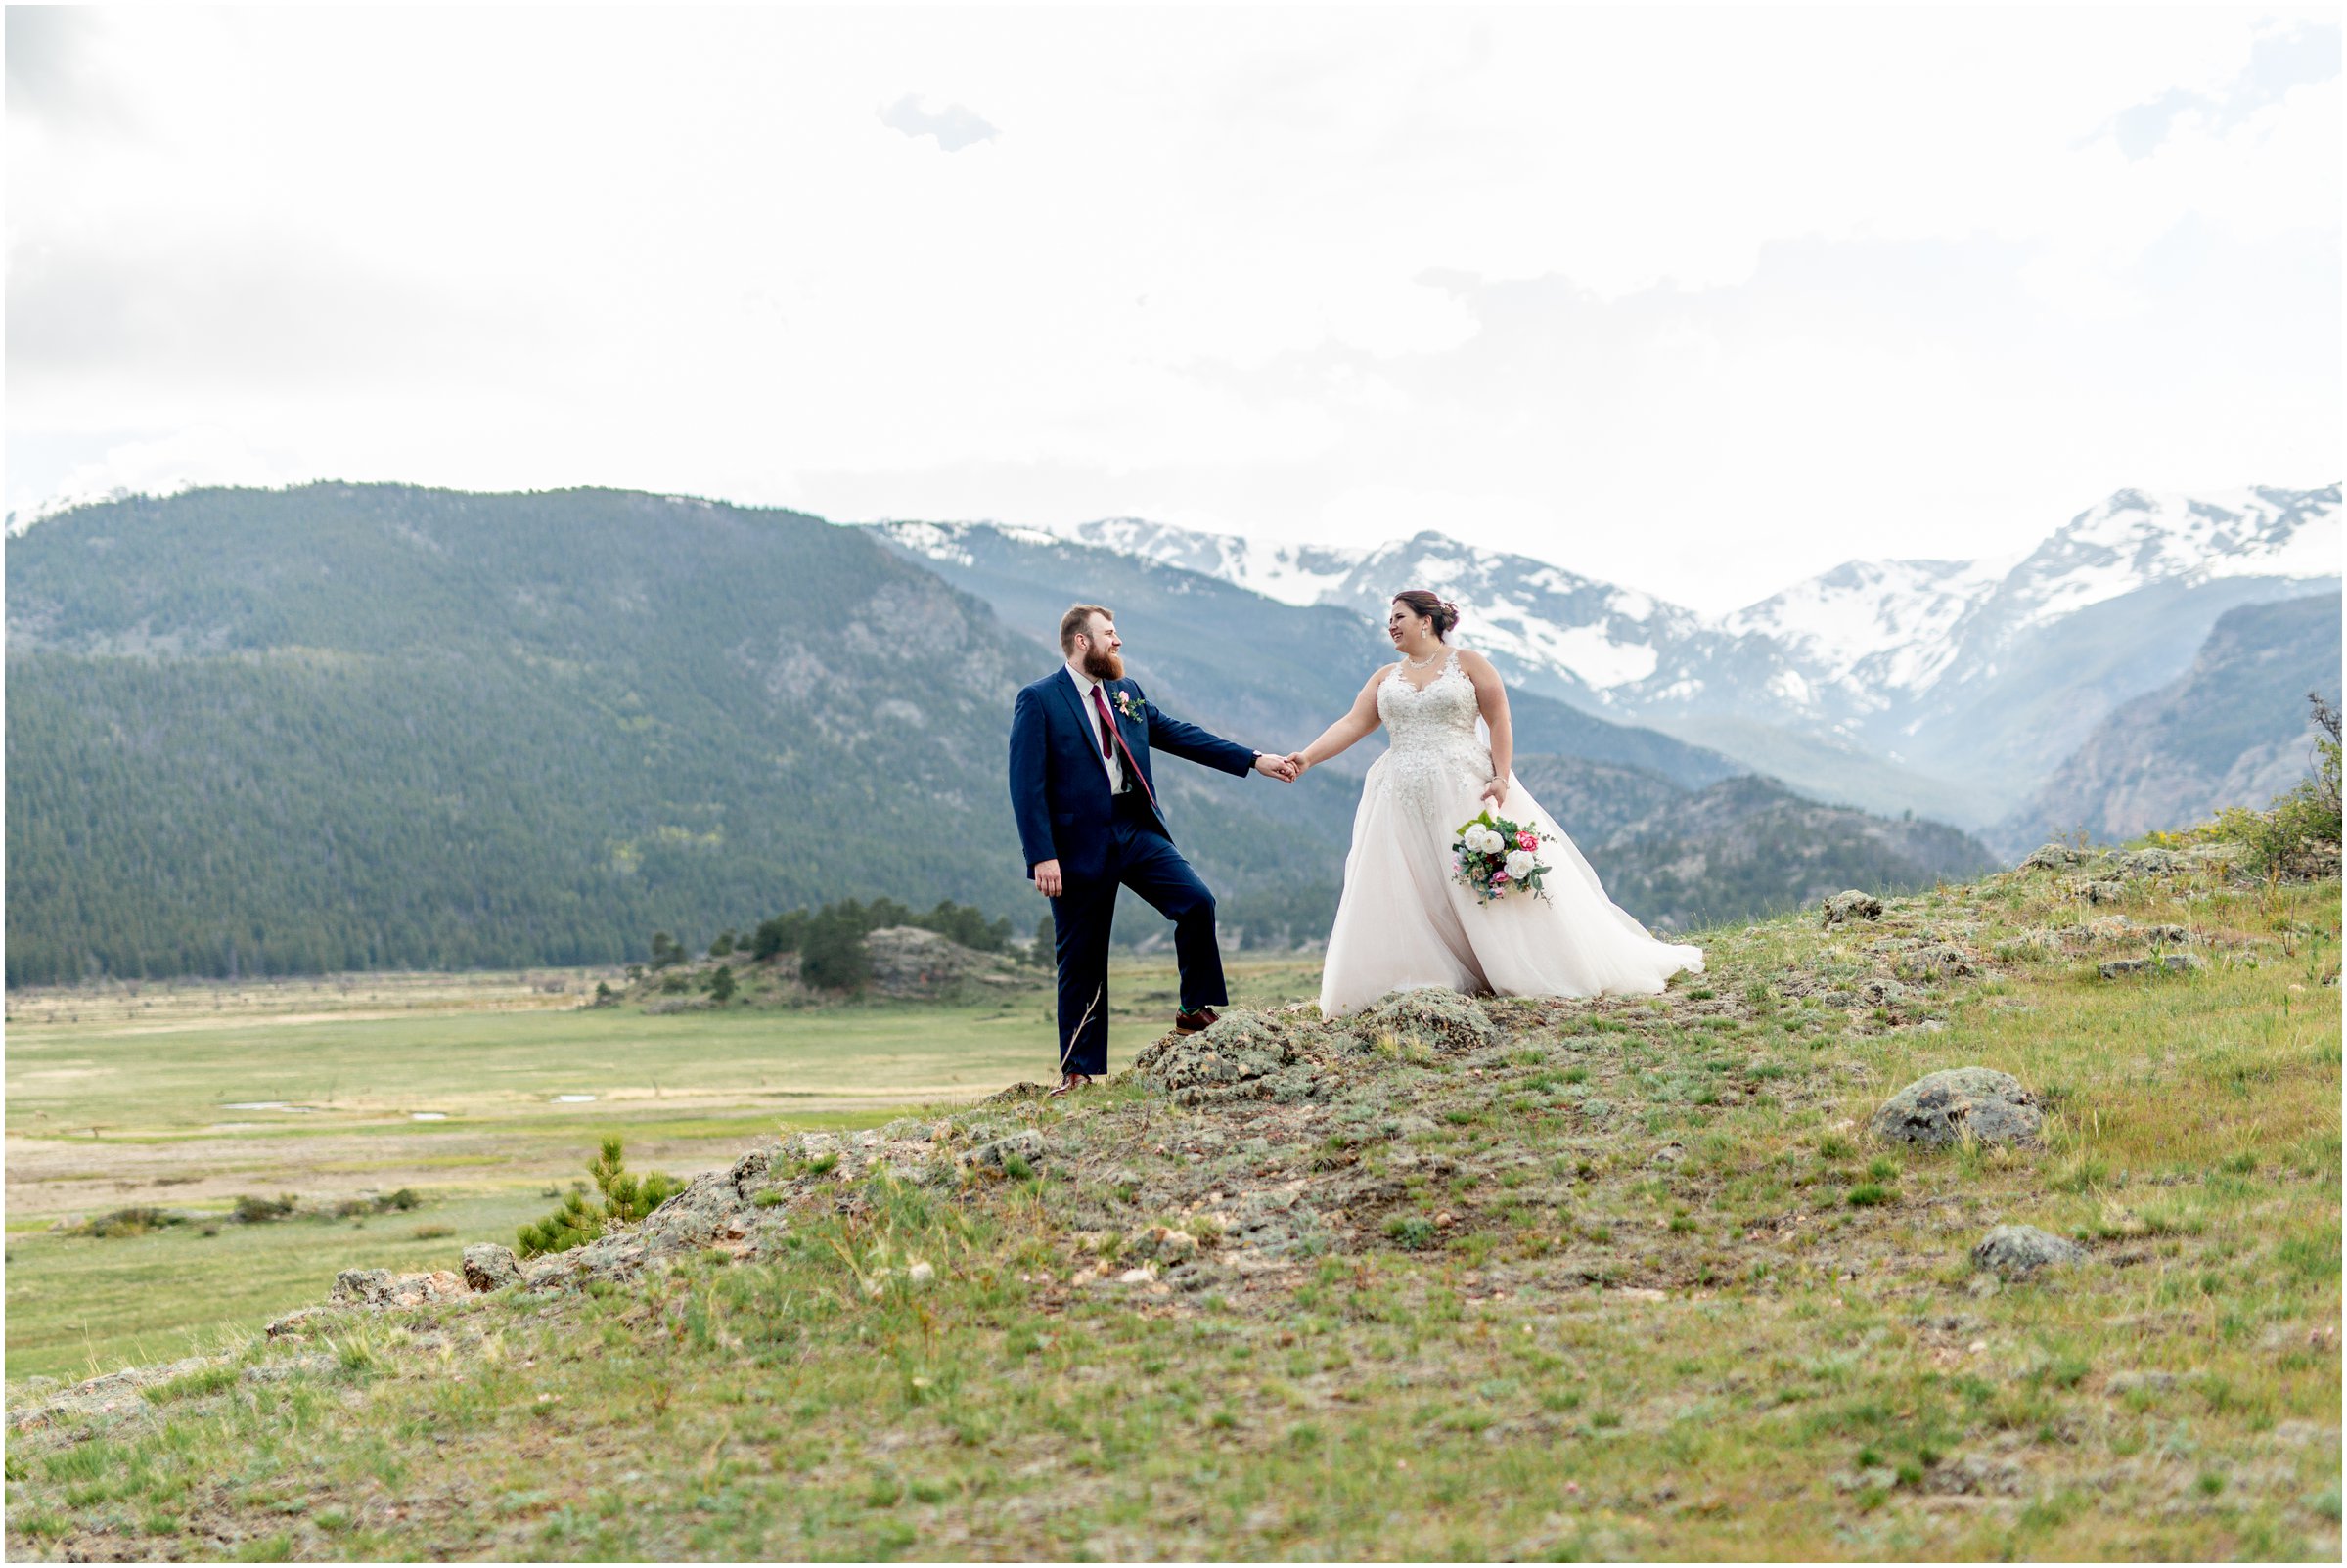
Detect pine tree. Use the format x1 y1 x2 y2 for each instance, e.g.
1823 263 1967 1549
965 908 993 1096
517 1137 684 1258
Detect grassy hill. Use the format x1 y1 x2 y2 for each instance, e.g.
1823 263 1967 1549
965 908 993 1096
6 842 2336 1560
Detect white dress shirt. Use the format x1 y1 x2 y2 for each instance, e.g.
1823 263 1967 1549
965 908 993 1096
1064 660 1126 793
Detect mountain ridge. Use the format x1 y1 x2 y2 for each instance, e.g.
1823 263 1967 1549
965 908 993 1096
5 483 1997 984
1050 482 2341 822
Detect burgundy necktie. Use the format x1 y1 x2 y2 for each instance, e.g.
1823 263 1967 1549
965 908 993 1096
1090 685 1157 809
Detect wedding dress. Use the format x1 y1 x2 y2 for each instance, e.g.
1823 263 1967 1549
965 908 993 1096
1319 650 1704 1017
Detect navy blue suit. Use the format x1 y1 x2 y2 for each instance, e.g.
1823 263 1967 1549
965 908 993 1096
1008 668 1257 1075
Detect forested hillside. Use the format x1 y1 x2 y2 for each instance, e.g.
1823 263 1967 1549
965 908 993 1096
6 485 2002 985
3 486 1326 984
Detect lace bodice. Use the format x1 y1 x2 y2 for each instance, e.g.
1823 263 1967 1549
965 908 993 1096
1373 651 1491 804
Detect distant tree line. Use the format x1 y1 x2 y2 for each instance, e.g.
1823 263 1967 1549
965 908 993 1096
645 896 1024 995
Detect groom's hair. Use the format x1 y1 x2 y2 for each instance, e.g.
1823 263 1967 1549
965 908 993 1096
1059 604 1112 654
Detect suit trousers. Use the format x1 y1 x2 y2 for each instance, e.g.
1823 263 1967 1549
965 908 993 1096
1050 793 1227 1076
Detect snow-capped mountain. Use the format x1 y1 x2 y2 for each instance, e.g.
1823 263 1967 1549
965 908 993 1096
1053 482 2340 822
1061 520 1738 710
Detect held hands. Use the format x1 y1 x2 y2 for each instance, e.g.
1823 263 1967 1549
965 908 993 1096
1253 752 1301 784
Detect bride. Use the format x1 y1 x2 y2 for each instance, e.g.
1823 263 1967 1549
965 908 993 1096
1287 590 1703 1017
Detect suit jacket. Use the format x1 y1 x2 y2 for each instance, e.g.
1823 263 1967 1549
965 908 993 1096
1008 668 1256 881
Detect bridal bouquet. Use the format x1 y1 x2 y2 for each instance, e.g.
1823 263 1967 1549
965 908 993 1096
1452 811 1551 903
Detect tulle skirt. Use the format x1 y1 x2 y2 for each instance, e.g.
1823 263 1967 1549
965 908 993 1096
1318 749 1704 1018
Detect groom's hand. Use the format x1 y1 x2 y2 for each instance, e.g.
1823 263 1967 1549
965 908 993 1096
1033 859 1063 897
1253 752 1297 783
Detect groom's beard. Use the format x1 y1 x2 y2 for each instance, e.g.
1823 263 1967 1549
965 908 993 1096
1082 647 1125 681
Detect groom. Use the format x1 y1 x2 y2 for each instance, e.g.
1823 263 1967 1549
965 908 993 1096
1008 605 1296 1096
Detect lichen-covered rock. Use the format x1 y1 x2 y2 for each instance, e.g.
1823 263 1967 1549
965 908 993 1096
963 1129 1048 1172
1132 1008 1297 1099
1856 977 1913 1008
1823 890 1884 925
2098 953 2205 980
1870 1067 2044 1149
1125 1225 1198 1264
330 1267 470 1308
2114 847 2184 878
2020 843 2084 870
2083 880 2128 905
1897 943 1974 981
461 1242 520 1292
1352 990 1500 1055
1971 1224 2086 1277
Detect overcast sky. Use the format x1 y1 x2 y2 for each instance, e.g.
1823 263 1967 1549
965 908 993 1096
7 6 2339 612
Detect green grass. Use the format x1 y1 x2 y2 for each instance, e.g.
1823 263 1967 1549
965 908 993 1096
5 872 2339 1558
3 958 1309 1380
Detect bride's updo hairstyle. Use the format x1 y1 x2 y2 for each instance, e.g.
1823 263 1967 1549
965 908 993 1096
1392 589 1461 642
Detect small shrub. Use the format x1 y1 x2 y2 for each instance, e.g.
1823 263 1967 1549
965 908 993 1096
68 1206 186 1238
1385 1214 1438 1249
1846 1184 1895 1207
233 1194 299 1225
517 1137 684 1258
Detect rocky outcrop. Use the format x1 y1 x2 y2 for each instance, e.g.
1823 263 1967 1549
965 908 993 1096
1351 991 1501 1054
2098 954 2205 979
461 1243 521 1292
863 926 1026 998
1870 1067 2045 1149
1972 1225 2087 1277
1823 890 1883 926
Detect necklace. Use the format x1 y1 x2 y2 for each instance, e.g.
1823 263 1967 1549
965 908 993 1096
1403 647 1444 669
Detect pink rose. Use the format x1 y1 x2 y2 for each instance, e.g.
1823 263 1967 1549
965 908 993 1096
1492 870 1509 883
1516 830 1538 850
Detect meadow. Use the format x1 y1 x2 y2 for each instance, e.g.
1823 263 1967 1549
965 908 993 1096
5 858 2340 1559
5 958 1317 1380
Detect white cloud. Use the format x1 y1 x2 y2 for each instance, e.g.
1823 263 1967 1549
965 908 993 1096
877 93 999 153
4 7 2337 611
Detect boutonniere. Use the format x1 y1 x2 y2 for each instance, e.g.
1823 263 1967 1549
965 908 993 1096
1112 689 1141 719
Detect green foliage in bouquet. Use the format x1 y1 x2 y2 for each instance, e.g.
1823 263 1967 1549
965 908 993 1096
517 1137 685 1259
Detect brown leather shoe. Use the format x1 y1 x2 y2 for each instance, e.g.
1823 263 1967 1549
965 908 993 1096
1047 1072 1094 1098
1173 1007 1217 1035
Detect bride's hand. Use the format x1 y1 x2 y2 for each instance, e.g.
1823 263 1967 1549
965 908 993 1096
1478 776 1508 810
1286 752 1311 777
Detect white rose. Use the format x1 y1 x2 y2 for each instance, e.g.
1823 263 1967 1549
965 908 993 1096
1505 849 1537 879
1470 827 1503 855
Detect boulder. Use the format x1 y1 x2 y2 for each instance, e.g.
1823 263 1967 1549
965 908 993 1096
2020 843 2084 870
2083 880 2128 905
1971 1225 2086 1277
1352 990 1501 1054
461 1242 521 1292
2098 954 2205 980
1125 1225 1198 1264
1823 890 1884 926
963 1130 1048 1172
2115 847 2184 878
1132 1008 1297 1100
1897 943 1974 982
330 1267 470 1309
1870 1067 2044 1150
